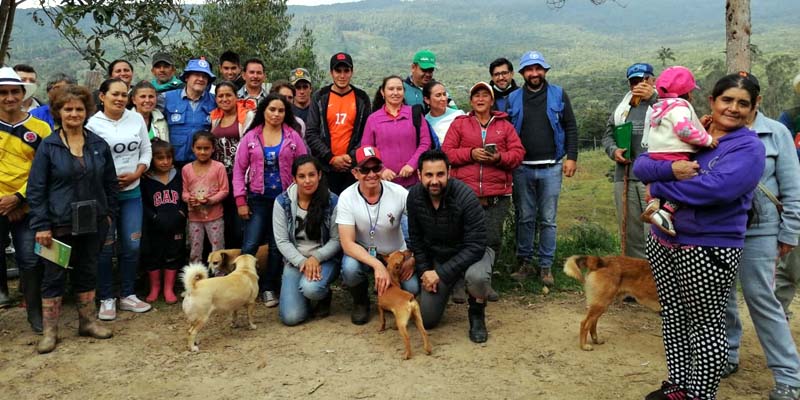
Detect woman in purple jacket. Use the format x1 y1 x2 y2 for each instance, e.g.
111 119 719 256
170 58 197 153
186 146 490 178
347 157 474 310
233 93 308 308
634 73 766 400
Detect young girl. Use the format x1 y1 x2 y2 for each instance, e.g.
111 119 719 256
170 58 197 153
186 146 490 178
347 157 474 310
182 131 229 262
641 66 717 236
141 140 187 303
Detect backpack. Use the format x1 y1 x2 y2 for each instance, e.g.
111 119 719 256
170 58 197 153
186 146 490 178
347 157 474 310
412 104 440 149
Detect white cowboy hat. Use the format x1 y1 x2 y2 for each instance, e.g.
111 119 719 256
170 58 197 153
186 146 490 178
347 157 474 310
0 67 38 100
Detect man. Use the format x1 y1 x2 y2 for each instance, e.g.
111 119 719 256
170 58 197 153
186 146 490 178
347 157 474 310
489 57 518 112
337 146 419 325
30 73 77 130
290 67 313 123
506 50 578 287
0 67 51 335
403 49 437 107
305 52 371 195
13 64 40 111
237 58 268 104
150 52 184 93
600 62 657 259
219 50 245 90
407 149 492 343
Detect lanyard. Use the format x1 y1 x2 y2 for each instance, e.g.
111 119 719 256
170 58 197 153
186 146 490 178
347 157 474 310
363 194 381 246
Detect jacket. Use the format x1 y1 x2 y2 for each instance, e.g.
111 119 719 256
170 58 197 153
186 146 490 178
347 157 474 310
143 109 169 142
361 105 431 187
27 129 119 232
162 88 216 162
273 183 341 268
233 123 308 206
506 82 577 162
403 76 424 108
441 111 525 197
141 168 187 234
491 79 518 112
305 84 371 168
210 100 256 137
601 91 658 182
633 126 765 248
642 98 713 154
86 109 152 191
406 178 486 285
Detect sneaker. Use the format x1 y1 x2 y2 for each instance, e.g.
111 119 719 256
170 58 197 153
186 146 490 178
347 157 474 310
262 291 279 308
650 209 677 237
645 381 686 400
641 198 661 222
540 269 555 287
511 259 536 282
98 298 117 321
770 383 800 400
720 362 738 379
119 295 152 313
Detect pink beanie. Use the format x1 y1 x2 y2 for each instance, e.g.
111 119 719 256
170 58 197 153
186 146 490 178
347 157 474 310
656 66 699 98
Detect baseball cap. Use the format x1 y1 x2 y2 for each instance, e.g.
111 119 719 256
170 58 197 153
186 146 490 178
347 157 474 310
330 52 353 70
289 68 312 85
469 82 494 100
655 66 698 98
355 146 382 167
413 50 437 70
152 52 175 67
626 63 654 79
518 51 551 72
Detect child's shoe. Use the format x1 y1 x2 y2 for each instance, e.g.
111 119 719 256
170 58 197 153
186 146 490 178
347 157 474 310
650 209 677 237
163 269 178 304
146 270 161 303
641 198 661 222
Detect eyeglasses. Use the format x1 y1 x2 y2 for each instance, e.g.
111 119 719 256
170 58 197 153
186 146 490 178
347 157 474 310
492 70 511 78
358 164 383 175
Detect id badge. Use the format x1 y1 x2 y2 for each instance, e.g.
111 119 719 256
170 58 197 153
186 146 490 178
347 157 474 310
368 246 377 258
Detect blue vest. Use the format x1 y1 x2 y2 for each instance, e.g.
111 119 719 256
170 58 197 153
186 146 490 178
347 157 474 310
507 83 566 161
277 190 339 246
163 89 216 162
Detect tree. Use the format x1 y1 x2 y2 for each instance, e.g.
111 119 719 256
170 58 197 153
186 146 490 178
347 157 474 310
725 0 751 73
0 0 23 65
656 47 676 67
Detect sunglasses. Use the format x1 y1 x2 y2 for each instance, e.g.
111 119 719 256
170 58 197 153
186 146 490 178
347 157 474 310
358 164 383 175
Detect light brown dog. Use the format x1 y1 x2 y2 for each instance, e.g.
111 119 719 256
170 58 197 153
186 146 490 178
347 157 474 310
181 254 260 352
563 255 661 351
377 250 432 360
207 244 269 274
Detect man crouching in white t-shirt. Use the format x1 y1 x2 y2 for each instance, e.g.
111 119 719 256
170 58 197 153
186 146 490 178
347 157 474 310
336 146 420 325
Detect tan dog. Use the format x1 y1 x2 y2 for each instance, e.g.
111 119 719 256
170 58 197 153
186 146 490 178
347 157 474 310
563 255 661 351
207 244 269 274
181 254 260 352
377 250 432 360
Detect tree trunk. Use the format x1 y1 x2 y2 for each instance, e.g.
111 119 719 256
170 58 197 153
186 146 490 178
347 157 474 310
0 0 12 66
725 0 751 73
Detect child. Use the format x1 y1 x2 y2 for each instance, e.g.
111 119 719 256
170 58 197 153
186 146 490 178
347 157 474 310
641 66 717 236
182 131 229 262
141 140 187 303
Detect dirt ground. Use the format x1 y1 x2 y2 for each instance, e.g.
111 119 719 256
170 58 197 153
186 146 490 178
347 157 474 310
1 285 797 400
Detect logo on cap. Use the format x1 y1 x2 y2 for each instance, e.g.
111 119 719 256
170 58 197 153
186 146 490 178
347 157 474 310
337 54 346 60
198 60 208 68
363 147 376 157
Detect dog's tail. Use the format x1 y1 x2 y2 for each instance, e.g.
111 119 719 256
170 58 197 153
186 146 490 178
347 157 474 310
563 256 585 283
181 262 209 296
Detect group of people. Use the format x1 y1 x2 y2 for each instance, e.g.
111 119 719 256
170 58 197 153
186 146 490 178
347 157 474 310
1 46 799 400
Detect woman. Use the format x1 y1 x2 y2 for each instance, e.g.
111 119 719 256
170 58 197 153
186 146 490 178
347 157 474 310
424 80 464 145
273 155 341 326
634 73 766 400
722 73 800 400
131 80 168 141
234 93 308 308
362 75 431 188
87 78 153 320
211 80 256 249
27 85 117 353
94 59 134 113
270 80 307 137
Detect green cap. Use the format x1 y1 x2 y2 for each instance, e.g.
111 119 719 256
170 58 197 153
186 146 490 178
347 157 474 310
413 50 437 70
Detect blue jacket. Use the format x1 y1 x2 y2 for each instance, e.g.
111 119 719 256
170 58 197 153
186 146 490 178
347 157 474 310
506 82 568 161
162 88 216 162
30 105 55 130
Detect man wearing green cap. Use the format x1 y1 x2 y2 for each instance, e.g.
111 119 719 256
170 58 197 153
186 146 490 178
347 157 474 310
404 50 437 108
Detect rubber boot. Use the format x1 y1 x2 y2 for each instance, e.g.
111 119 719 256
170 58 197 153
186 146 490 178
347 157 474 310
162 269 178 304
0 262 10 308
145 270 161 303
468 297 488 343
312 291 332 319
21 268 43 333
348 281 370 325
37 296 61 354
76 291 112 339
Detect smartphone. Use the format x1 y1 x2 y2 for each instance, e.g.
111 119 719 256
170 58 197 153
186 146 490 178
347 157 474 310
484 143 497 154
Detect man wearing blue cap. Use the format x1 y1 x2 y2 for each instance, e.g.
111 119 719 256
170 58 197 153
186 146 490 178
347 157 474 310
161 58 217 167
506 50 578 287
601 63 657 259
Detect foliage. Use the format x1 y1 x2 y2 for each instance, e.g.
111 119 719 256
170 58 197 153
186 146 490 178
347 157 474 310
761 55 798 117
656 47 676 67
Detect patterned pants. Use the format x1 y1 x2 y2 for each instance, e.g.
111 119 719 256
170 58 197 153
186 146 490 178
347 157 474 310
646 234 742 400
188 218 225 263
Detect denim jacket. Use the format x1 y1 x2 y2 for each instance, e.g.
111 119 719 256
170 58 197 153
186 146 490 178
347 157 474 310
273 183 341 268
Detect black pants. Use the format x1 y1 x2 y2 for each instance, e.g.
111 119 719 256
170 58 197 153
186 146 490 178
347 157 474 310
41 221 109 298
327 170 356 196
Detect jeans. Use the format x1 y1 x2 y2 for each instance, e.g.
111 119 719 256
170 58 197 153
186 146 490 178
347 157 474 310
97 196 142 300
340 254 419 295
279 260 340 326
242 195 282 293
513 163 562 267
725 234 800 386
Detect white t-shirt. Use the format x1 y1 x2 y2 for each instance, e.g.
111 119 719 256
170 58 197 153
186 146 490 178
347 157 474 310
336 181 407 254
294 207 322 257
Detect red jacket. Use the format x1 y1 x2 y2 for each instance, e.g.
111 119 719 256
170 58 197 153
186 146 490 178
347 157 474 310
442 111 525 197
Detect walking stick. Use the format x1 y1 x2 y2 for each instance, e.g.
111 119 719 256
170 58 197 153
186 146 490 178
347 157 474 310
621 164 629 255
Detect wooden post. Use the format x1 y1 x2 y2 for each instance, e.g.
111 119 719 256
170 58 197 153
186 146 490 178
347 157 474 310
621 164 629 255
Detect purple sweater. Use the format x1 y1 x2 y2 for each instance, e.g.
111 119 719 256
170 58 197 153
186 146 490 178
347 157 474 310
361 105 431 188
633 126 765 248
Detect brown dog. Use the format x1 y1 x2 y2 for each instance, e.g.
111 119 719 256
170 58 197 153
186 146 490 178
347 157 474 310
377 250 432 360
181 254 260 352
563 255 661 351
207 244 269 275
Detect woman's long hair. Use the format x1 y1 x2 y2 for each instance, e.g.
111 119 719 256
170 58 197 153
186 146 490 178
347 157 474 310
372 75 404 112
291 155 329 242
246 93 301 133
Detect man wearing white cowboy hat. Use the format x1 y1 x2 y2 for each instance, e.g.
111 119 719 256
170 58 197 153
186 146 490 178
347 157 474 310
0 66 51 334
161 57 217 167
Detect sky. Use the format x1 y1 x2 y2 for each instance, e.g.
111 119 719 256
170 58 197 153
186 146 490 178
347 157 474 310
20 0 361 8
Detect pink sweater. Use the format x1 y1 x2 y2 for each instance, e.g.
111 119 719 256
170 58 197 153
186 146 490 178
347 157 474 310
181 160 229 222
361 105 431 188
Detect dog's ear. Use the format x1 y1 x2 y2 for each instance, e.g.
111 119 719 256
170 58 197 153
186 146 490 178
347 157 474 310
220 252 228 263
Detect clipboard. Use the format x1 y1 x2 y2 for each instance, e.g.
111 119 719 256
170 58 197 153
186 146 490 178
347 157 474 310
34 239 72 269
613 122 633 159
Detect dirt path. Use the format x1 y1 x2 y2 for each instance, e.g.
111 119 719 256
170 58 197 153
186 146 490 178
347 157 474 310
1 289 796 400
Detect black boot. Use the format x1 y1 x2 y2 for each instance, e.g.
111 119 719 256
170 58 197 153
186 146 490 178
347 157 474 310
468 297 488 343
348 281 370 325
21 268 43 333
0 261 10 308
312 291 332 319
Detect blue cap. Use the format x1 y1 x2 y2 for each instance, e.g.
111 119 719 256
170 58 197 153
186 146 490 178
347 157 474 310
180 58 216 83
626 63 654 79
518 51 551 72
